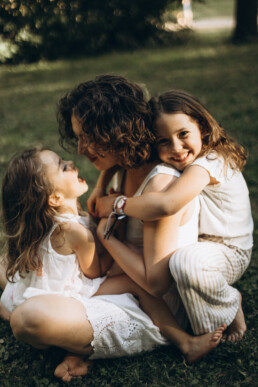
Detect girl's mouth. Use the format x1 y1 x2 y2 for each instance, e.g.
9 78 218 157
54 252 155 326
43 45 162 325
170 152 190 163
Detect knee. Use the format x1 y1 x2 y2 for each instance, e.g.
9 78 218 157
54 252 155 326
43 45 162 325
10 300 45 341
169 247 206 287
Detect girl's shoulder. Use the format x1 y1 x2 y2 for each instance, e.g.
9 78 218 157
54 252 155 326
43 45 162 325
51 215 92 255
191 152 228 179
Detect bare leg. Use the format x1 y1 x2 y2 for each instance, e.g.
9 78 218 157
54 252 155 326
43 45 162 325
10 294 95 381
0 257 7 290
222 291 246 342
0 301 10 321
96 275 227 363
0 258 10 320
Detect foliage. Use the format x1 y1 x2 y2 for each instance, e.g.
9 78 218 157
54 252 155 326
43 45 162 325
0 29 257 385
233 0 257 42
0 0 175 63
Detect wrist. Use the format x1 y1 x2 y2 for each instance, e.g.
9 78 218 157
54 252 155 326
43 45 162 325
113 195 127 216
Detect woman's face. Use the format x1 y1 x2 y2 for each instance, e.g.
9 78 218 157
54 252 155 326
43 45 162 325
71 115 120 171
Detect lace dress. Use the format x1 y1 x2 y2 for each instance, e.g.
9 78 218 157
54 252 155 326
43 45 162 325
1 213 169 359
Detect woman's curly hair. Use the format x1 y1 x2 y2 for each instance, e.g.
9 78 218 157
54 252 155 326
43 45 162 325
2 148 56 281
149 90 247 171
57 74 157 168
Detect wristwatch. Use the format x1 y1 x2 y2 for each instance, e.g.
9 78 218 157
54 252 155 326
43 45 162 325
113 195 127 216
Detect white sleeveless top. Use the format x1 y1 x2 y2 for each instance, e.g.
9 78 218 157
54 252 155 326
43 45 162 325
191 153 253 249
114 163 199 249
1 214 106 312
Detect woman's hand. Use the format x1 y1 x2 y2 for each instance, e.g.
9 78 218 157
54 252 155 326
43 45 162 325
87 186 106 217
95 194 118 217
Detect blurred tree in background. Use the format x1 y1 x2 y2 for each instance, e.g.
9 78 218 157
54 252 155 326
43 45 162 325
0 1 256 63
0 0 178 63
234 0 257 41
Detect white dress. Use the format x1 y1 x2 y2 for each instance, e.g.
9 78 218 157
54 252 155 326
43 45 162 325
1 213 169 359
114 163 200 329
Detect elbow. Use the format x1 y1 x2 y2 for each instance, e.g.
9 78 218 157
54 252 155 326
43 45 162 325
163 201 176 217
146 273 167 297
156 200 174 218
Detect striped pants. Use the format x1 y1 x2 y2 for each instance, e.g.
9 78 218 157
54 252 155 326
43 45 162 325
169 238 252 335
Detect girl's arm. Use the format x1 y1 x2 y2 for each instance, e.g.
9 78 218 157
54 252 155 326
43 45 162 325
123 165 210 220
63 222 112 278
87 166 119 217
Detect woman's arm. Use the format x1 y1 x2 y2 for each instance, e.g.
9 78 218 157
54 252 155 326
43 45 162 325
97 174 185 296
87 166 119 217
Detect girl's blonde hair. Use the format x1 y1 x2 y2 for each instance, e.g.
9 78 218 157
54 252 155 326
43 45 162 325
2 148 57 281
149 90 247 171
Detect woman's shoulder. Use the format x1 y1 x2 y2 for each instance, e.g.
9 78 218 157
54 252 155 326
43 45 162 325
141 163 180 194
150 163 181 177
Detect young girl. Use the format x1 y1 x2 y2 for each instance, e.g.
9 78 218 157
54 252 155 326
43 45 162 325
94 90 253 342
0 147 226 381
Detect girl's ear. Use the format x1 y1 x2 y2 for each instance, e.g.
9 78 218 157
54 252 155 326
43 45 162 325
48 192 64 208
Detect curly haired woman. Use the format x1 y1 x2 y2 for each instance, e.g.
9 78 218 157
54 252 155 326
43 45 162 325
5 75 226 382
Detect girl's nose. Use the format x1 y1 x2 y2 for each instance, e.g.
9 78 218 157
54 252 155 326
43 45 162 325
171 138 183 151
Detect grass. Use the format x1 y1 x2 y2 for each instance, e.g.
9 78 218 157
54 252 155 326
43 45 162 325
0 28 257 386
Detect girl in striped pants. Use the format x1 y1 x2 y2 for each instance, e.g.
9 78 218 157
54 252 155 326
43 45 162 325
98 89 253 342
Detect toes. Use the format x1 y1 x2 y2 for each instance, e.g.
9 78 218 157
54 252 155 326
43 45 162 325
62 373 73 383
220 323 227 332
221 333 227 343
54 363 68 378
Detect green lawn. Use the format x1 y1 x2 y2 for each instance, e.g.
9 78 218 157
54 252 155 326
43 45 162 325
0 28 257 386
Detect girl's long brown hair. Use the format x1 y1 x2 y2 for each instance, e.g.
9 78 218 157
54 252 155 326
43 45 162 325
149 90 247 171
2 148 56 281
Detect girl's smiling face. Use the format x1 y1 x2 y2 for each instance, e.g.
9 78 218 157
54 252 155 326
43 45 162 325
156 113 203 171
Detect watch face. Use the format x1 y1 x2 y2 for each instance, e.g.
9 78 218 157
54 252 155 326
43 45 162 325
117 198 124 209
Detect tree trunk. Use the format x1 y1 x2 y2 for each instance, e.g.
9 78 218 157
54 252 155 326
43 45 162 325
234 0 257 41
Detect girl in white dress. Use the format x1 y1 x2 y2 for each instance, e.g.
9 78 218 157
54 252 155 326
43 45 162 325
1 147 225 382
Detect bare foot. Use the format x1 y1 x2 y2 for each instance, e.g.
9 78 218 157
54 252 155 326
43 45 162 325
222 292 246 342
182 323 227 363
0 302 10 321
54 354 93 382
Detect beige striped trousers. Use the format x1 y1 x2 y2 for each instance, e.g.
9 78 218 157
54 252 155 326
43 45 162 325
169 238 252 335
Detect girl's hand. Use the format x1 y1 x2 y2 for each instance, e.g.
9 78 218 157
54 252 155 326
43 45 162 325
87 187 106 217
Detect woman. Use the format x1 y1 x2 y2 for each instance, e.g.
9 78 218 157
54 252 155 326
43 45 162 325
7 74 225 382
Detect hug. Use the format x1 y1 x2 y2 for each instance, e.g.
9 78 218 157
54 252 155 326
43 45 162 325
0 74 253 382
